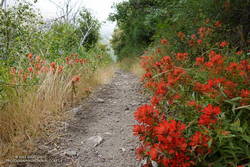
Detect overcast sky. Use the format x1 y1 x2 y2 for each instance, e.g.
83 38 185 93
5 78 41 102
7 0 125 44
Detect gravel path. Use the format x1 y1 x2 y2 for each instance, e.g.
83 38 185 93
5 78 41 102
18 70 146 167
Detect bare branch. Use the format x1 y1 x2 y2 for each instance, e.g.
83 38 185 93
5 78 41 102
0 0 6 8
79 22 94 48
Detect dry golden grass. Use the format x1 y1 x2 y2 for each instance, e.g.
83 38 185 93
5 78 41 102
130 61 144 77
94 64 118 84
0 64 116 165
118 57 144 77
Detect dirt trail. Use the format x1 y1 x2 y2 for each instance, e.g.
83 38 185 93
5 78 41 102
23 70 146 167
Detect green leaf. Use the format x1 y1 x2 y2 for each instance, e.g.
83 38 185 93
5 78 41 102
241 135 250 144
208 138 213 148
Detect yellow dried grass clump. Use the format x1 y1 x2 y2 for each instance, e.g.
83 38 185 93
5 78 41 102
130 61 144 77
118 57 144 77
0 64 116 165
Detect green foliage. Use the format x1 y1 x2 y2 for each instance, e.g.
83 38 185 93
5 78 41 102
43 22 80 60
109 0 165 59
110 0 250 166
110 0 250 60
77 8 100 50
0 2 111 107
137 32 250 166
0 2 44 64
41 7 101 60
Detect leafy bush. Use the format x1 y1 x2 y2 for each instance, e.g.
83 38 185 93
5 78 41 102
0 2 44 64
110 0 250 60
133 20 250 166
0 1 113 161
0 1 107 106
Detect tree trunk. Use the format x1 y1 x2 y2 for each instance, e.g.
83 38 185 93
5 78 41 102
0 0 5 8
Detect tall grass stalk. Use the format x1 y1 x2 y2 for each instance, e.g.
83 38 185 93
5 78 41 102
0 64 116 164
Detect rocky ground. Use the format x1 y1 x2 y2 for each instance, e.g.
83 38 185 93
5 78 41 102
9 70 147 167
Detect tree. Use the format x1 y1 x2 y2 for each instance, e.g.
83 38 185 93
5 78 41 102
0 0 5 8
76 8 100 50
109 0 168 59
0 2 43 64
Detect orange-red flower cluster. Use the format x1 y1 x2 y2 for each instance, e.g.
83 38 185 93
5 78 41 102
134 28 250 166
10 53 88 82
198 104 221 127
176 53 188 61
72 75 80 83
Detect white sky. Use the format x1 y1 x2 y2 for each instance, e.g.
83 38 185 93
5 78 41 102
7 0 125 44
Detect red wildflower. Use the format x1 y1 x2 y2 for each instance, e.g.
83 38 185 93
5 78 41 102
187 101 201 110
151 96 161 106
66 56 70 62
236 50 243 55
210 54 224 65
197 39 202 45
40 66 49 73
160 39 169 45
214 21 222 27
35 63 42 70
189 131 210 154
133 125 146 136
240 89 250 98
240 60 250 71
198 27 212 38
79 58 86 64
187 101 196 107
75 58 80 63
208 50 216 58
161 56 171 63
191 34 196 40
156 81 168 95
198 104 221 127
219 41 229 47
154 120 191 166
50 62 56 68
134 104 159 125
226 62 242 75
156 48 161 53
172 94 181 100
27 53 33 59
188 40 195 47
154 120 186 151
204 52 224 73
72 75 80 83
143 72 152 79
148 146 158 160
58 65 64 73
166 68 186 87
135 146 145 160
22 73 28 81
27 67 33 72
160 56 173 70
195 57 204 66
176 53 188 61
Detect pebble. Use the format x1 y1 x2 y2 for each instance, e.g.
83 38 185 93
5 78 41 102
96 98 105 103
86 136 104 147
124 106 130 111
64 149 78 156
104 132 112 136
120 147 126 152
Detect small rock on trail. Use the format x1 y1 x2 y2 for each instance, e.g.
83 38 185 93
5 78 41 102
19 70 147 167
